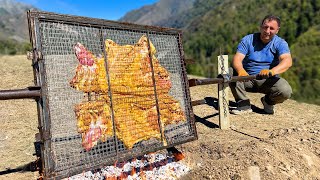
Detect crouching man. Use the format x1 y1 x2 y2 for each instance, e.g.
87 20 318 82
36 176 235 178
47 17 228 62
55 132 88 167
230 15 292 115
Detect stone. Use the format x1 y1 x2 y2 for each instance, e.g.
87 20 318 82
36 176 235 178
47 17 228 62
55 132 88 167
302 154 313 167
248 166 261 180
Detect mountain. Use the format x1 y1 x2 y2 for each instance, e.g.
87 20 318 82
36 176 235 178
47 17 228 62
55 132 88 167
120 0 320 105
0 0 35 42
119 0 196 28
0 0 36 54
119 0 225 29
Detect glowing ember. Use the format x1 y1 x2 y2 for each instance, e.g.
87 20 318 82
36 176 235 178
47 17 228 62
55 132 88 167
64 153 190 180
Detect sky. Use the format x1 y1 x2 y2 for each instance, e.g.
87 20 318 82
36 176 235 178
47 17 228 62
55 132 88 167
16 0 158 20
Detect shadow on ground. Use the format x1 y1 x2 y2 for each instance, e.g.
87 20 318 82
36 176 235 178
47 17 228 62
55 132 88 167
193 96 269 128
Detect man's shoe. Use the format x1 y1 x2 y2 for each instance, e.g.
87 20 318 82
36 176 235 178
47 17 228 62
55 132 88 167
230 99 252 115
261 97 274 114
230 107 253 115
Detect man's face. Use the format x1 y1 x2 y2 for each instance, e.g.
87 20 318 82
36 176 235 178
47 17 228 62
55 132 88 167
260 19 279 43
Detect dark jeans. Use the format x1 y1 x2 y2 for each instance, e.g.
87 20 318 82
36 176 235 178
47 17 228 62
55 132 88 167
229 68 292 106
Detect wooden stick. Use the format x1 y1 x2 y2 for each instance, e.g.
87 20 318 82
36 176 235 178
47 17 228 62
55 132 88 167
217 55 230 130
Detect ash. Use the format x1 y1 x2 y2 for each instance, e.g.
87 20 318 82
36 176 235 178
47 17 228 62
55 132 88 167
64 153 190 180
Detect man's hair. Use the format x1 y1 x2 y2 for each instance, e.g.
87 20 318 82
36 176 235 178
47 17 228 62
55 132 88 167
261 15 281 27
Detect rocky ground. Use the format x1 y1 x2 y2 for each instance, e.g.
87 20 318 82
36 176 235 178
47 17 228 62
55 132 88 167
0 55 319 180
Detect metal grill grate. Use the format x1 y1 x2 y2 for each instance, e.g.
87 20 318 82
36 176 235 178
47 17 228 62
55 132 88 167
28 10 196 179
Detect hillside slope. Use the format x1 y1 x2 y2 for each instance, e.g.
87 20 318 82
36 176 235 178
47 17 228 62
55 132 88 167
119 0 196 27
0 55 319 179
0 0 35 42
120 0 320 105
0 0 35 55
182 0 320 105
282 25 320 105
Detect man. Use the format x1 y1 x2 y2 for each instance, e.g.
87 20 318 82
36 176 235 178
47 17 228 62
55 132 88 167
230 15 292 115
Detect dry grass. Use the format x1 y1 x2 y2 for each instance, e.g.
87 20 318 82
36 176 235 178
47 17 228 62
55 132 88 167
0 55 38 180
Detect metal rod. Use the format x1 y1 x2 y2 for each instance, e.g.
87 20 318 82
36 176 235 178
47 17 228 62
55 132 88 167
191 99 206 106
0 86 41 100
188 78 223 87
146 32 166 146
100 27 119 159
230 75 257 82
178 32 198 141
188 75 258 87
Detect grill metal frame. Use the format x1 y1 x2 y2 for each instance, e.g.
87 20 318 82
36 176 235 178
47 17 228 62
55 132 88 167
27 10 197 179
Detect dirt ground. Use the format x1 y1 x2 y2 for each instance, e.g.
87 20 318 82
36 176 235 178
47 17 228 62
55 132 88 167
0 55 319 180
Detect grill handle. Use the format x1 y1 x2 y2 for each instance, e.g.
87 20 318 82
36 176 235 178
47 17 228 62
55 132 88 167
0 86 41 100
188 75 258 87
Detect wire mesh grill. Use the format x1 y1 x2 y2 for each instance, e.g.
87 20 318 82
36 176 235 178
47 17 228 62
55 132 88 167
28 10 196 179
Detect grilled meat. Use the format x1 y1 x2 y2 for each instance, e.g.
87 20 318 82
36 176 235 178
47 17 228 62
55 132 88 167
70 35 186 151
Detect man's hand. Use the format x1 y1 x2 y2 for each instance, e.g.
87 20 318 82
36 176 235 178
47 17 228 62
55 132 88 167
237 69 249 76
259 69 274 78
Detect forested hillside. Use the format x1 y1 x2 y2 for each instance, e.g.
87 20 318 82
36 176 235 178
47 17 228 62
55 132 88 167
181 0 320 105
121 0 320 105
282 25 320 105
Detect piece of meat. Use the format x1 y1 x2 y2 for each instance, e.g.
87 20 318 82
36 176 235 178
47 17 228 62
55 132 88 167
71 36 186 151
74 42 95 66
75 100 113 151
70 43 108 93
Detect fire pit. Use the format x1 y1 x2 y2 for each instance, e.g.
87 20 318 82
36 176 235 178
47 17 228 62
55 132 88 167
25 10 197 179
64 152 191 180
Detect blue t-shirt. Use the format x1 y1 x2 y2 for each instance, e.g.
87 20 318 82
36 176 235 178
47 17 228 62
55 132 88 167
237 33 290 75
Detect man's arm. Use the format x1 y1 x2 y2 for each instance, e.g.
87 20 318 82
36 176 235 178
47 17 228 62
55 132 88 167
232 52 248 76
271 53 292 75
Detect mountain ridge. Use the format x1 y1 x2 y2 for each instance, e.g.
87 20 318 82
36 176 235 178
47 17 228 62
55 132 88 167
0 0 36 42
119 0 196 28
